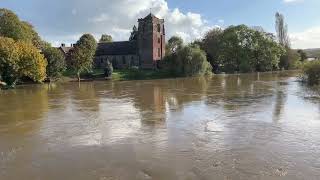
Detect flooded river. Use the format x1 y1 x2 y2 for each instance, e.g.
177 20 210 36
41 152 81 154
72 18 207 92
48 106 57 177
1 71 320 180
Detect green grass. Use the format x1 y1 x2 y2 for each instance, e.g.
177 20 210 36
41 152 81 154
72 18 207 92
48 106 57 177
63 68 173 81
112 69 173 81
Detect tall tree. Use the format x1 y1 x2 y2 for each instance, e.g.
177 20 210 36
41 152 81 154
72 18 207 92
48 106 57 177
129 26 138 41
42 46 66 81
99 34 112 43
201 28 223 72
275 12 290 48
275 12 295 70
69 34 97 81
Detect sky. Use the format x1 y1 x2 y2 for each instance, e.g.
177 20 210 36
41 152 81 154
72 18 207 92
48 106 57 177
0 0 319 49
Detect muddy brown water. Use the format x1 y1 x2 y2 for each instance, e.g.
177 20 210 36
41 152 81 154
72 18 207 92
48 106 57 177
1 71 320 180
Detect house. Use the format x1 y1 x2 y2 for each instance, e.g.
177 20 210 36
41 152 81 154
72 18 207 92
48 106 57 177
307 57 319 61
58 13 166 70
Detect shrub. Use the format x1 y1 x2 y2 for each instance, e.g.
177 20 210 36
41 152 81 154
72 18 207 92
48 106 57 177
303 61 320 85
104 61 113 77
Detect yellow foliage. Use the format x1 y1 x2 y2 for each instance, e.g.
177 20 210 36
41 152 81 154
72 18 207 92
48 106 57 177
0 37 47 84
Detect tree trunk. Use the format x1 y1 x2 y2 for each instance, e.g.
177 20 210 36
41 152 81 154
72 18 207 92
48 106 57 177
77 72 80 82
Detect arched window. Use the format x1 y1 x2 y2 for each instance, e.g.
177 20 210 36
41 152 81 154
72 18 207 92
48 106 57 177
157 24 161 32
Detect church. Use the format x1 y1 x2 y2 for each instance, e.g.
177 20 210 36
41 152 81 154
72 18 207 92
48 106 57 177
94 13 166 69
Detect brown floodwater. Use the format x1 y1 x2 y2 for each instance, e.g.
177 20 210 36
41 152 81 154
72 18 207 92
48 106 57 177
0 71 320 180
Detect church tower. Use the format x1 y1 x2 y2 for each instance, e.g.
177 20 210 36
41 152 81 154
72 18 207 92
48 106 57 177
138 14 165 69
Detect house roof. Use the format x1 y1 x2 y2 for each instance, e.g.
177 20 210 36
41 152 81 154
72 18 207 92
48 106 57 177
96 41 137 56
59 46 73 54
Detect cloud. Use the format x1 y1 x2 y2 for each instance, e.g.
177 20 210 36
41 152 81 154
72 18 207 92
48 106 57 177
283 0 303 4
29 0 213 46
290 26 320 49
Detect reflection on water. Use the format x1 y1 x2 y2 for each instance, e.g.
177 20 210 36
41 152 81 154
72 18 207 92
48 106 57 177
1 71 320 180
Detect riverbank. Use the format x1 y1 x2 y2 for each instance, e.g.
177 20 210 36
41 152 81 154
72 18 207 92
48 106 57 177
61 69 175 82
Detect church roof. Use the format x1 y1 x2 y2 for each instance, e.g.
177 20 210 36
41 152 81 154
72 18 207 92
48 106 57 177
144 13 157 20
96 41 137 56
139 13 163 22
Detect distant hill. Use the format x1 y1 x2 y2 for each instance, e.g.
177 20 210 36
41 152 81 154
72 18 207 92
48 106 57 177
303 48 320 58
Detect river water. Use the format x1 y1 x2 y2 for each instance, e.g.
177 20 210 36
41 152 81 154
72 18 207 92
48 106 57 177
0 71 320 180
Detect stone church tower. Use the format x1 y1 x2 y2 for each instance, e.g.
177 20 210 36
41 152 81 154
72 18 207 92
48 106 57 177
138 14 165 69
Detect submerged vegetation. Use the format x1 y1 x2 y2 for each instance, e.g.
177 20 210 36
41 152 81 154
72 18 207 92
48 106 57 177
302 61 320 85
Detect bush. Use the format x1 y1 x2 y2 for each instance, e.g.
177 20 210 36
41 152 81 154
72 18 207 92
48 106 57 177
303 61 320 85
104 61 113 77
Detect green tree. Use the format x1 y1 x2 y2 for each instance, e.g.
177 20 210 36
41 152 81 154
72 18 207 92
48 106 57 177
201 28 223 72
0 37 47 87
164 44 212 76
297 49 308 62
99 34 113 43
166 36 184 55
303 60 320 85
42 46 66 81
209 25 284 73
69 34 97 81
0 9 43 48
129 26 138 41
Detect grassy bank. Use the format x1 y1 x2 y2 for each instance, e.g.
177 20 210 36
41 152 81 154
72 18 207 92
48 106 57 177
62 68 174 81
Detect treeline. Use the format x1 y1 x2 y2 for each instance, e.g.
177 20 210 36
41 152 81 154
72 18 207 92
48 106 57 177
166 12 307 75
0 9 98 88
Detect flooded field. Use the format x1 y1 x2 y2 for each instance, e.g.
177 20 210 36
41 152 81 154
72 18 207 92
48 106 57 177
0 71 320 180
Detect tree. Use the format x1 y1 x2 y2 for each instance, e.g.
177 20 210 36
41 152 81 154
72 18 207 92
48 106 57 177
129 26 138 41
0 37 47 86
201 28 223 72
0 9 43 48
69 34 97 81
166 36 183 55
275 12 294 70
42 46 66 81
275 12 290 48
297 49 308 62
99 34 113 43
164 44 212 76
203 25 284 73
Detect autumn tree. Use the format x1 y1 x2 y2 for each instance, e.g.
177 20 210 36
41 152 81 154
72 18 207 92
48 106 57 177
0 37 47 86
69 34 97 81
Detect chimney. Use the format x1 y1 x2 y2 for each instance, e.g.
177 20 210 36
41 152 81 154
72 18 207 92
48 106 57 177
61 43 65 47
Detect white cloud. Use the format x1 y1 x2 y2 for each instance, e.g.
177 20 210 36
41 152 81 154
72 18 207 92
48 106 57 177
283 0 303 4
35 0 213 45
290 26 320 49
